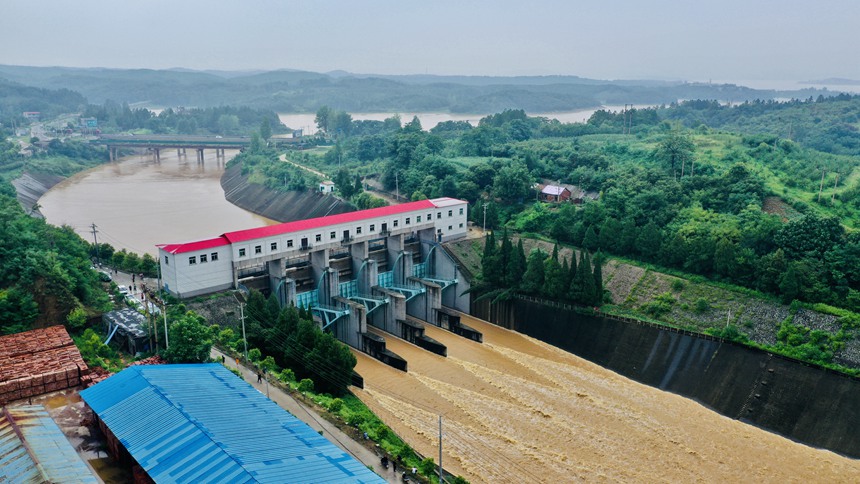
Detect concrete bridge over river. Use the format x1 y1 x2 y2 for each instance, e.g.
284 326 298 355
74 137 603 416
93 134 300 161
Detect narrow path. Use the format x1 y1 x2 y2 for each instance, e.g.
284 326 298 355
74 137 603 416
210 348 398 483
279 153 327 178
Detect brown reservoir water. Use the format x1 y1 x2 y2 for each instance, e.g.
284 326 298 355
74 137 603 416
354 314 860 483
39 150 277 256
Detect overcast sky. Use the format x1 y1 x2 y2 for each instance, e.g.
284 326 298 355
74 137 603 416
2 0 857 82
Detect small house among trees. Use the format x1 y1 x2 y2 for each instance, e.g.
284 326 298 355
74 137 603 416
540 184 571 202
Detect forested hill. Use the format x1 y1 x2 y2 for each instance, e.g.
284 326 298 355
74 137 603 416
0 64 823 113
659 95 860 156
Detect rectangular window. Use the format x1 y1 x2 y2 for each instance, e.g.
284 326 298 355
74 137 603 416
164 255 169 265
239 248 246 257
189 256 197 265
448 210 453 217
315 234 322 242
255 245 262 254
356 226 362 235
448 225 453 230
370 224 375 232
270 242 277 251
427 213 432 220
405 217 411 225
330 231 336 240
211 252 219 261
393 219 399 227
459 223 464 228
287 240 293 248
200 254 208 263
416 215 422 223
459 208 464 215
437 212 442 219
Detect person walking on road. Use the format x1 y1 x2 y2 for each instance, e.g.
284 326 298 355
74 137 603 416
257 371 263 383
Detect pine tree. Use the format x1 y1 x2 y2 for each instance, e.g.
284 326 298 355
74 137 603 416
508 239 527 290
521 249 546 295
561 257 571 292
481 232 500 286
543 255 565 299
582 225 599 252
580 251 597 304
499 230 514 287
593 251 605 305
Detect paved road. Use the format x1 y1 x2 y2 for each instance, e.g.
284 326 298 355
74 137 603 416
210 348 400 483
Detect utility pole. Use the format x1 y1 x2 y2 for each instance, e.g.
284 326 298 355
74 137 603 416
832 174 839 204
438 415 443 483
818 170 826 202
239 303 248 360
395 172 399 201
90 223 100 265
163 299 169 349
483 203 488 233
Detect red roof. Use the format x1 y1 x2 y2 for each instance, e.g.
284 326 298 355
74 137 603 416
157 198 463 254
224 199 438 243
157 236 230 255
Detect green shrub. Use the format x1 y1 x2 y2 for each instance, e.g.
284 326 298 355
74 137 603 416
297 378 314 393
278 368 296 383
248 348 262 362
328 398 344 413
694 298 710 313
670 279 685 292
259 356 278 374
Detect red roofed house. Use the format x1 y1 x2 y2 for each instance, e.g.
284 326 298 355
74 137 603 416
540 184 572 202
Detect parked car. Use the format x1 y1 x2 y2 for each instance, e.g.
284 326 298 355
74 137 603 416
118 285 129 296
98 270 112 282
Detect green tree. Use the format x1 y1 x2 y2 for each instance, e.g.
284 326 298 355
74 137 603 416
636 221 662 260
493 160 532 202
259 118 272 141
542 253 565 299
593 251 605 304
779 263 801 304
582 225 599 252
655 129 695 177
315 105 332 133
163 312 213 363
481 232 501 286
570 251 597 304
713 238 738 277
521 250 546 294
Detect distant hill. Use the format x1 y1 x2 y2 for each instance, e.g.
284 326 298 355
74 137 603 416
0 64 833 114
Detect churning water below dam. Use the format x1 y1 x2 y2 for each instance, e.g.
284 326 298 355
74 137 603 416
353 314 860 483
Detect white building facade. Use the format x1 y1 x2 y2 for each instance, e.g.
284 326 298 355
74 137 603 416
157 198 469 298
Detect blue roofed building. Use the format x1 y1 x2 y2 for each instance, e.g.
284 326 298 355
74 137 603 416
80 364 385 484
0 404 98 483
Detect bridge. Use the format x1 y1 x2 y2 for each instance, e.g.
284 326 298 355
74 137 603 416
93 134 300 161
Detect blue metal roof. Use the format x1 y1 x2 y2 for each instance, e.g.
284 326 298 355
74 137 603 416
0 405 98 483
80 364 384 484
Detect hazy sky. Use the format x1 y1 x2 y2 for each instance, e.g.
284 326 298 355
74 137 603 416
2 0 857 81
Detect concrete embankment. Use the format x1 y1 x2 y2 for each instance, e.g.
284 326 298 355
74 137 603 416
473 298 860 458
220 163 352 223
11 172 65 217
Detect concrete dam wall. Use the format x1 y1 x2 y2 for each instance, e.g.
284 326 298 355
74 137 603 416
473 298 860 458
221 163 353 223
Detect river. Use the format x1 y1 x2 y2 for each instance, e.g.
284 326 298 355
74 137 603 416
38 150 277 257
279 105 650 135
353 314 860 483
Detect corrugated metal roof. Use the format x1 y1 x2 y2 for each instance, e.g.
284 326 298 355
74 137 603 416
0 405 98 483
541 185 567 196
80 364 385 484
157 236 230 255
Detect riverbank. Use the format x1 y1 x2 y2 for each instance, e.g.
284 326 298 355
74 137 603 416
220 162 353 223
11 171 66 217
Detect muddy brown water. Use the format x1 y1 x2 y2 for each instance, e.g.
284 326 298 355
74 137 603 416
39 150 277 256
353 314 860 483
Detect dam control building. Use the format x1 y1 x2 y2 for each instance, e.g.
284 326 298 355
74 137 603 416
157 198 475 365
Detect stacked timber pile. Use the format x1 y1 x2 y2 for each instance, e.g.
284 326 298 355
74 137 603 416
0 326 89 404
